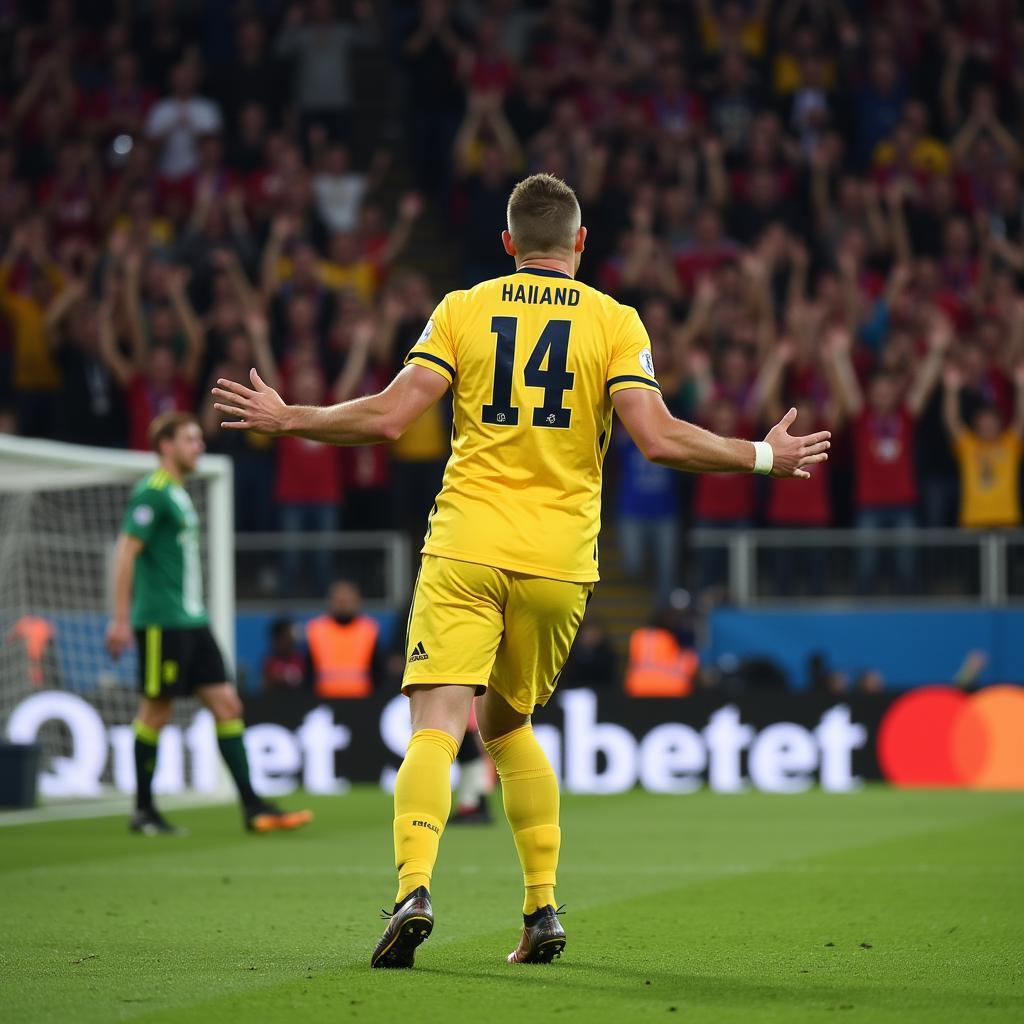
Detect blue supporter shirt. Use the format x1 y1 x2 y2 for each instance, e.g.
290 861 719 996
616 431 679 520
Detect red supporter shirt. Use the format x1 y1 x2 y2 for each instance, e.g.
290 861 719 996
275 436 342 505
127 374 193 451
767 465 831 525
694 473 755 522
853 407 917 508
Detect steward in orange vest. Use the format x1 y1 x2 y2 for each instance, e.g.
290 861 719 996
625 626 698 697
305 581 381 698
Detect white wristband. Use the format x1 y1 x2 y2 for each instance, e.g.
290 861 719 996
752 441 774 475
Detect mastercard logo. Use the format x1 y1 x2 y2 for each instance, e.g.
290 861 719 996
878 685 1024 789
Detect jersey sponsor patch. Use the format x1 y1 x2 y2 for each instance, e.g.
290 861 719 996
415 319 433 345
132 504 154 526
639 348 655 378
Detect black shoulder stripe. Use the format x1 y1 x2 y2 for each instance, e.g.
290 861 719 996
407 351 455 378
607 375 661 391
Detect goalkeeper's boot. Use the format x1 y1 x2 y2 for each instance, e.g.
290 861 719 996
244 799 314 833
129 809 188 837
371 886 433 969
507 905 566 964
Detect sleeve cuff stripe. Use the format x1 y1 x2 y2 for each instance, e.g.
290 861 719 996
608 375 661 391
407 351 455 378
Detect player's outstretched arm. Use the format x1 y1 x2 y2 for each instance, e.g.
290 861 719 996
212 363 450 445
106 534 143 659
613 387 830 479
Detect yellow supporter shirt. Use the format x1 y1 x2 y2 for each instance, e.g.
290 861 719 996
404 267 659 583
276 256 376 302
955 430 1023 528
0 265 62 391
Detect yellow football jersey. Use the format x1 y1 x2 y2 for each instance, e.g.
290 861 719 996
404 267 659 583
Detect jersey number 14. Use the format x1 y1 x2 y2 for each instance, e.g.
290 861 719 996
482 316 575 428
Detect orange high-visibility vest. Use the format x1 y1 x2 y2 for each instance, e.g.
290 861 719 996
305 614 378 698
9 615 55 687
625 627 698 697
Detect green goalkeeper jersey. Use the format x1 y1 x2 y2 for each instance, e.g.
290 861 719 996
121 469 208 629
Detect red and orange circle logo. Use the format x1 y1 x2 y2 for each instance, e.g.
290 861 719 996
878 685 1024 788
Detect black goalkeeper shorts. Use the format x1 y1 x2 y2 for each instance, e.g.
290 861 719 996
135 625 229 699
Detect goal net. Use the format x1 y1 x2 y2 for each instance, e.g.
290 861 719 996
0 436 234 798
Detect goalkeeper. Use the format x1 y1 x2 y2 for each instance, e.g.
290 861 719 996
106 411 313 836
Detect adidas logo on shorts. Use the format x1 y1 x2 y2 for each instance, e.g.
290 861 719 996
408 641 429 663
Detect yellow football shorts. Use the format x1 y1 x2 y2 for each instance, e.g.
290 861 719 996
402 555 593 714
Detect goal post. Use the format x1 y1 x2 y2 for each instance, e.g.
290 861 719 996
0 435 234 796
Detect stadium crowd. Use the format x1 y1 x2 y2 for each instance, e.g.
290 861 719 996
2 0 1024 599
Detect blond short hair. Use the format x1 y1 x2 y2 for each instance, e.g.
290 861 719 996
507 173 581 257
149 411 198 452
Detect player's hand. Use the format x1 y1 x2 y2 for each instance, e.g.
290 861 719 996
763 407 830 480
212 368 289 434
106 620 134 660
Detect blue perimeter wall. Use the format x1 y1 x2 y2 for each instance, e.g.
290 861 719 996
32 608 1023 694
706 607 1024 690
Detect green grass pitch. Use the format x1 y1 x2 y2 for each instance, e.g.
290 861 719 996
2 787 1022 1023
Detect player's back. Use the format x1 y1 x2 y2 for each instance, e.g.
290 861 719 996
406 267 660 583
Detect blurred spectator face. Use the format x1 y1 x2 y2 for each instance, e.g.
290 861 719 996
358 203 385 238
716 262 743 300
170 62 198 99
719 346 749 390
720 52 747 90
928 174 954 214
147 346 177 386
615 149 644 188
271 619 297 655
662 185 693 224
880 331 912 374
127 185 154 223
225 329 252 366
481 145 507 184
642 297 672 338
68 301 99 353
291 366 326 405
903 100 928 138
749 169 779 210
657 63 686 97
199 135 223 169
287 294 317 334
721 0 745 31
867 373 900 415
211 297 240 333
113 51 138 89
310 0 335 24
238 18 265 58
943 218 972 260
970 85 996 120
869 55 898 95
973 406 1004 442
291 243 320 285
694 208 722 246
324 144 351 176
329 232 359 265
150 306 177 344
961 343 986 385
239 103 267 145
799 54 826 90
976 318 1002 360
994 170 1020 210
328 580 362 621
708 397 738 435
837 176 863 213
891 124 915 163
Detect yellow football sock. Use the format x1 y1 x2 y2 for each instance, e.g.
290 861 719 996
484 724 561 915
393 728 460 904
